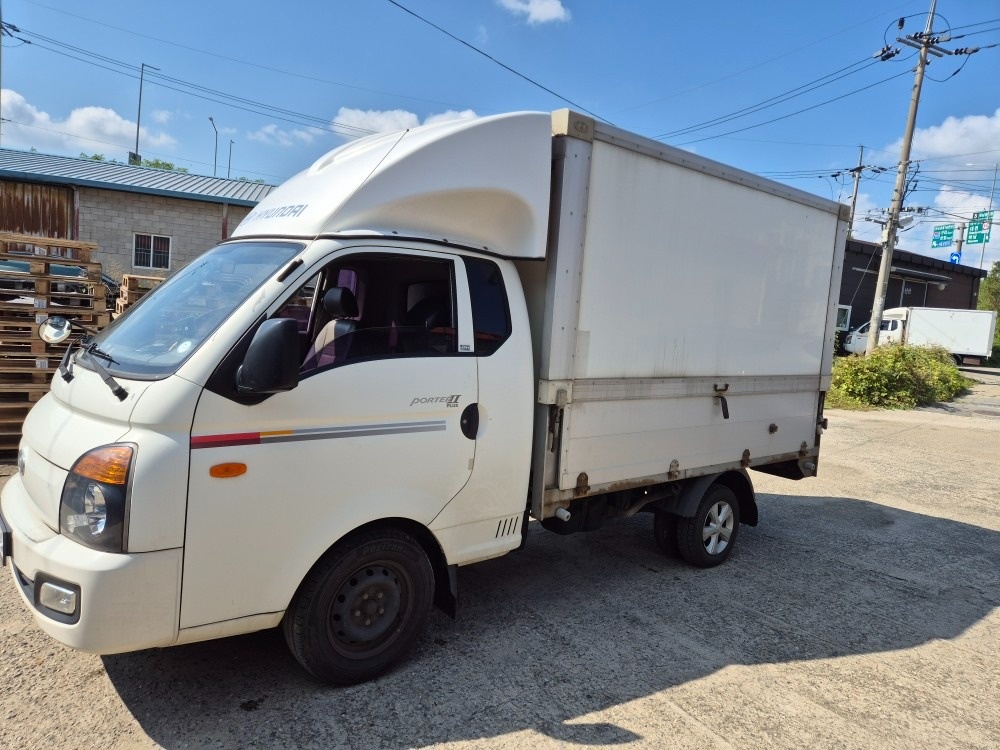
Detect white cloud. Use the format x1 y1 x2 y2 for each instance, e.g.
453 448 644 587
878 108 1000 268
335 108 420 135
333 108 478 136
423 109 479 126
850 192 884 244
497 0 570 25
477 25 489 44
890 108 1000 164
247 123 322 147
151 109 172 125
0 89 175 155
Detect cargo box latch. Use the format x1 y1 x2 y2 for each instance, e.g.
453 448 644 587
713 383 730 420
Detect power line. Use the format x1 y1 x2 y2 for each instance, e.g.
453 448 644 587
618 0 918 114
19 0 487 114
672 70 912 146
8 25 376 139
0 117 284 180
946 17 1000 32
382 0 607 122
654 57 878 140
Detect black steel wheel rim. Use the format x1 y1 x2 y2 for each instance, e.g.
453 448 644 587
327 561 408 656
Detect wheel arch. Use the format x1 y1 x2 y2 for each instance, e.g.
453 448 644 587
287 517 457 621
675 470 758 527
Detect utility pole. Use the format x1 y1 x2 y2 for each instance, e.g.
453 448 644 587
1 0 5 148
133 62 159 165
209 117 218 177
866 0 954 353
955 223 965 258
847 145 865 239
978 163 997 271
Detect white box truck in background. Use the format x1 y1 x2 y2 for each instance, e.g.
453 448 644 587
1 110 848 684
844 306 997 364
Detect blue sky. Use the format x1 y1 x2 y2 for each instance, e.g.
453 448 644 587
1 0 998 268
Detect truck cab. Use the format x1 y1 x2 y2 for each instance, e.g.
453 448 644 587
843 315 903 354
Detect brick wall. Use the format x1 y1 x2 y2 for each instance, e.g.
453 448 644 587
76 187 253 279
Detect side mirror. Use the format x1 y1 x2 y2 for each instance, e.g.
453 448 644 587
236 318 300 394
39 316 73 344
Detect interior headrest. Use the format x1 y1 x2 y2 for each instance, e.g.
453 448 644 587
323 287 359 318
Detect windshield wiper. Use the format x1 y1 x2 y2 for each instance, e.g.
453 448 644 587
86 351 129 401
44 317 128 401
84 341 118 365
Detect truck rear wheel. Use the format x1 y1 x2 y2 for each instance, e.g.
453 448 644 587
676 484 740 568
283 528 434 685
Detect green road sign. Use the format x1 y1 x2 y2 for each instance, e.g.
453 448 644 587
972 210 994 222
931 224 955 249
967 220 992 245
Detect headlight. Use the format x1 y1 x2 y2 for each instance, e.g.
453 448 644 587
60 445 135 553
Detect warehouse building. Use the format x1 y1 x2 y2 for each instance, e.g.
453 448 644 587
838 238 988 332
0 148 274 278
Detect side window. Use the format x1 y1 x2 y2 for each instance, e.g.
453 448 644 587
463 256 511 355
134 233 171 270
275 253 458 375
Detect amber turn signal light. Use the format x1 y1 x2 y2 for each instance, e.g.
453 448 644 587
210 463 247 478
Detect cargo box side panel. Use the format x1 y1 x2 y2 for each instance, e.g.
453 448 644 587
574 140 841 380
554 376 819 494
904 308 997 357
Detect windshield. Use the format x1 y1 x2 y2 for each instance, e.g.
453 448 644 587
80 241 303 378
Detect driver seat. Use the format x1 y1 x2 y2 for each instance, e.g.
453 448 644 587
302 287 358 370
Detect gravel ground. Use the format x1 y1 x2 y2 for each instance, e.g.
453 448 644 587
1 373 999 749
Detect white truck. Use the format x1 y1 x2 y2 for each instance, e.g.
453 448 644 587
843 306 997 364
0 111 847 684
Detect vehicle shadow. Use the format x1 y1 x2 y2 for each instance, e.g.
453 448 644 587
103 494 1000 749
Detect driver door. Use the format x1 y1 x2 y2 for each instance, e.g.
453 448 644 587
180 246 478 629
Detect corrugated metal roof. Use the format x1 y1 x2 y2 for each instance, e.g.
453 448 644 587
0 148 276 206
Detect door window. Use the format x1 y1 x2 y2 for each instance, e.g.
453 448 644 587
273 253 459 375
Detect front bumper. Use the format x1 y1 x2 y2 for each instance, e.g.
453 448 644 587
1 474 182 654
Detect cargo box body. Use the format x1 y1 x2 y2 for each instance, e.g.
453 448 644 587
521 113 848 517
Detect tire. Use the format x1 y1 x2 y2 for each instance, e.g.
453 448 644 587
952 354 963 367
676 483 740 568
653 511 680 557
283 528 434 685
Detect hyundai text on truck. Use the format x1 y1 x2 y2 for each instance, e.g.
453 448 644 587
843 306 997 364
0 111 848 684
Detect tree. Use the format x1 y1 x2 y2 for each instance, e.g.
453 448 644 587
140 158 188 173
979 260 1000 314
78 153 188 173
978 260 1000 350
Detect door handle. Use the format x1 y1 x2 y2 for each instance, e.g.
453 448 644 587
460 403 479 440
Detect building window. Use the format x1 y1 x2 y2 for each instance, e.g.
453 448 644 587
134 233 171 270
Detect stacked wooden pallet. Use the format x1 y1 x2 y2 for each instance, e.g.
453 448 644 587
0 233 108 453
114 274 164 316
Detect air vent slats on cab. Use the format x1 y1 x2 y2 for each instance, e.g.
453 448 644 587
495 516 520 538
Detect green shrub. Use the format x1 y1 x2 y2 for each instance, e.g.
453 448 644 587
827 344 972 409
986 344 1000 368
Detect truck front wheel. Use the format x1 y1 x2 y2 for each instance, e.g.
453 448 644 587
676 484 740 568
283 528 434 685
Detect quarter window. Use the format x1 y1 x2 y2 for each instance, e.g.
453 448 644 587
134 233 171 270
464 256 511 355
